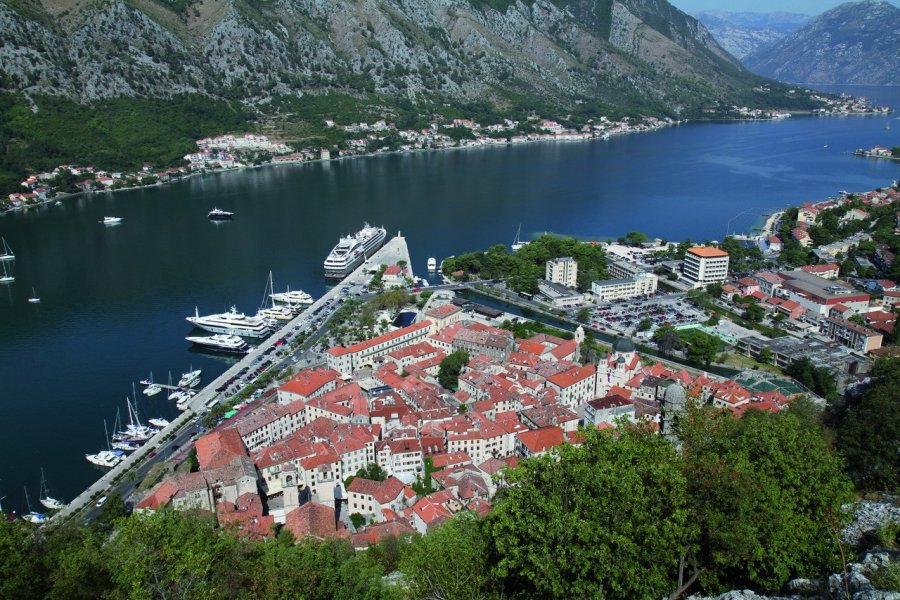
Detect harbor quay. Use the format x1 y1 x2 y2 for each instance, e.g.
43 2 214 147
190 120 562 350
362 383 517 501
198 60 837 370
55 234 412 521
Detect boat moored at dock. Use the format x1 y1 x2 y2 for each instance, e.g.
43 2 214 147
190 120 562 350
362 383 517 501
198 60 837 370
270 288 314 307
178 368 202 388
427 257 437 271
186 334 250 354
85 450 124 468
187 306 273 338
324 223 387 279
100 216 123 225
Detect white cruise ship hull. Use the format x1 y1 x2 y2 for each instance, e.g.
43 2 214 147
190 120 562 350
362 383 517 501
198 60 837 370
324 225 387 279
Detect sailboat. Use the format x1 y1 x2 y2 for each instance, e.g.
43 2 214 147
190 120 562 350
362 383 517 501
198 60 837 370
0 261 13 284
39 469 65 510
257 271 295 321
22 487 47 524
28 287 40 304
511 224 527 252
0 238 14 261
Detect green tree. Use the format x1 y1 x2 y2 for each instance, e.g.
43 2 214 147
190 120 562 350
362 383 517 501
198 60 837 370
356 462 388 482
486 426 694 598
638 317 652 331
401 513 496 600
438 350 469 391
105 509 244 599
576 307 591 323
678 407 853 593
785 357 837 401
705 282 724 298
350 513 366 530
0 519 45 598
744 302 765 323
623 231 649 246
683 330 720 365
836 358 900 491
759 347 773 364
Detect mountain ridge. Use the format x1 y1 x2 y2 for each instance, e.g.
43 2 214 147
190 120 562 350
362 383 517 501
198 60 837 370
743 0 900 85
695 10 809 60
0 0 809 116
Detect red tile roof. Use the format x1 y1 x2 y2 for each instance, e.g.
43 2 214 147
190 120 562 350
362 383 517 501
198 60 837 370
516 426 566 454
279 368 341 398
195 429 247 470
284 502 349 540
688 246 728 258
327 321 432 357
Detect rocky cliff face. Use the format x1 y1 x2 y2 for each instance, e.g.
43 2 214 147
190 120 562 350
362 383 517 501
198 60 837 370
695 10 809 60
0 0 760 114
743 0 900 85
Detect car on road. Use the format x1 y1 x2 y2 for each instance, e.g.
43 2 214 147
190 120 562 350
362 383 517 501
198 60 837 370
96 496 107 507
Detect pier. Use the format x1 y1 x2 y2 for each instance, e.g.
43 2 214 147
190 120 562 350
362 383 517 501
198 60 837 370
55 234 412 521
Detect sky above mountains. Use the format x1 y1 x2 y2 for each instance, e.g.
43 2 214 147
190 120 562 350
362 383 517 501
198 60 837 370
670 0 900 15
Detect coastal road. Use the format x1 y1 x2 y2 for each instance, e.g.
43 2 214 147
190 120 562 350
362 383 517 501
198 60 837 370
55 235 413 522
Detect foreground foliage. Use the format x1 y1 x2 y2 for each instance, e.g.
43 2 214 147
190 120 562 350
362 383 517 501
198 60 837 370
0 406 863 599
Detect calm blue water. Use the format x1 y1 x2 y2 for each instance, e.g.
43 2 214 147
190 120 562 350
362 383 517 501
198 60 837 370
0 86 898 513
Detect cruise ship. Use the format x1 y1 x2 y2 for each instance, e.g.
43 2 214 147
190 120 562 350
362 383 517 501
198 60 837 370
323 223 387 279
187 306 273 338
186 334 250 354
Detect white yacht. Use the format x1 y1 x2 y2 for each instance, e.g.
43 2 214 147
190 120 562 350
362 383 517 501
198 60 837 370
176 392 196 411
270 288 314 307
187 306 273 338
427 257 437 271
208 207 234 220
258 305 295 321
148 417 170 428
28 288 40 304
112 440 142 452
0 261 13 284
101 216 123 225
178 368 202 388
143 383 162 397
324 223 387 279
0 238 14 261
85 450 124 468
186 334 250 354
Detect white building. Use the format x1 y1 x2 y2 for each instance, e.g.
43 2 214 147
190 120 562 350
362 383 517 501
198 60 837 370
682 247 729 288
592 272 658 302
546 257 578 288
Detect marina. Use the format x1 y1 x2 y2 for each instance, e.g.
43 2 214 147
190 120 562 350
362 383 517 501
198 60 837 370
0 92 897 514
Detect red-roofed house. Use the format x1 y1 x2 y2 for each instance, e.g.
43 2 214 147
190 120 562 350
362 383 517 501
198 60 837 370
584 394 635 426
515 426 566 457
277 368 342 404
195 429 248 469
326 321 432 374
347 476 410 522
424 304 463 333
546 364 596 410
800 264 839 279
216 492 275 541
284 502 349 540
410 489 459 534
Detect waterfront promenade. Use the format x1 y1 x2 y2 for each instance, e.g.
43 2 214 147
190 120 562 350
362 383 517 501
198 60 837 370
55 234 412 521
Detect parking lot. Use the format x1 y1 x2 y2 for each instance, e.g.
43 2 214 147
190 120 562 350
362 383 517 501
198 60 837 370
588 293 707 337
